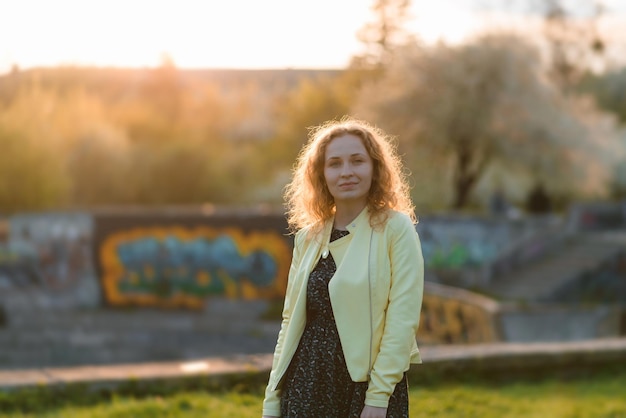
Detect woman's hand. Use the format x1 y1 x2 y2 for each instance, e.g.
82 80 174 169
360 405 387 418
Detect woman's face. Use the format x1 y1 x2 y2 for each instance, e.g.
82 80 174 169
323 134 373 209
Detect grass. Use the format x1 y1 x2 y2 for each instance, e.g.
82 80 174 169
1 368 625 418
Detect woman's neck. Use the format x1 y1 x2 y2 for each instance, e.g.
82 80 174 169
333 203 366 230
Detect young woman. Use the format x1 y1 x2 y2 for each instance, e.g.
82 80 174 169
262 118 424 418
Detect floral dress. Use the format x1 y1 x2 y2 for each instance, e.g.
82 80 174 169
280 229 409 418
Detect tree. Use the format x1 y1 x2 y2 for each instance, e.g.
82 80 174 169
271 73 353 169
66 127 132 206
353 34 622 210
0 81 74 212
536 0 606 89
579 67 626 123
0 127 68 213
353 0 415 69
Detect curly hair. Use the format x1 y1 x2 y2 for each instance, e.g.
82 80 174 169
284 117 416 234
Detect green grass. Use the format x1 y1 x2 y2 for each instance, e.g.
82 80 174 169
1 369 626 418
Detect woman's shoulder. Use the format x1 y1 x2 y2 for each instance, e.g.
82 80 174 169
293 227 308 246
381 210 421 248
384 209 417 231
294 221 326 245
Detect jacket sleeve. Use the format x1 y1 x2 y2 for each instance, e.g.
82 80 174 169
262 231 303 417
365 215 424 408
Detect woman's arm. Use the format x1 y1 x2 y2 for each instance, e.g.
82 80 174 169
261 233 303 417
365 215 424 408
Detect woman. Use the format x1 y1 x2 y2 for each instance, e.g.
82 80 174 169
262 118 424 418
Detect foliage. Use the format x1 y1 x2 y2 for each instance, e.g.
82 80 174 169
0 93 71 212
1 47 625 214
579 67 626 124
0 66 333 213
353 33 622 210
535 0 606 89
269 72 355 181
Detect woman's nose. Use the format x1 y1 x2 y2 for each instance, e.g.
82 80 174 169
340 163 353 176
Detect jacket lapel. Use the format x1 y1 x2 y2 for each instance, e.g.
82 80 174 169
328 209 373 378
290 223 332 330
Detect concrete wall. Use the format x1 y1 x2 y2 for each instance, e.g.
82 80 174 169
418 283 622 344
1 207 624 370
0 212 100 310
549 250 626 305
0 208 293 310
3 202 626 310
418 214 565 287
567 201 626 232
2 208 558 310
418 282 501 345
0 301 281 369
497 303 622 343
93 208 292 309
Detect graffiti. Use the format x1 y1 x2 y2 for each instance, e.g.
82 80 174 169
424 243 476 269
99 226 291 308
3 214 94 290
417 294 499 344
417 216 565 275
418 222 501 269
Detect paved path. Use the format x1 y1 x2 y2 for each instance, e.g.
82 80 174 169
2 337 625 391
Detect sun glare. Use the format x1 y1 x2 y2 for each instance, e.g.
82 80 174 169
0 0 481 73
410 2 482 45
2 0 624 74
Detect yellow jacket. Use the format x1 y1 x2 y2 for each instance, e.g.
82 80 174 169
262 208 424 416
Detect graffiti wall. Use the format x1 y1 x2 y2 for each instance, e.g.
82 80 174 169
567 201 626 232
94 210 292 309
2 213 95 291
416 215 566 288
417 282 501 344
417 217 512 270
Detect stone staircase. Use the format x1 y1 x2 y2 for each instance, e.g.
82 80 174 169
484 231 626 302
0 301 281 370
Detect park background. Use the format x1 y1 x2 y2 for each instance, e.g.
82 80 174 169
1 0 626 417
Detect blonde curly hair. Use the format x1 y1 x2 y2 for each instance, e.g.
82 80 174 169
284 117 416 234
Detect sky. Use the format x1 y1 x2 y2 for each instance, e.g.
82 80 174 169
1 0 626 74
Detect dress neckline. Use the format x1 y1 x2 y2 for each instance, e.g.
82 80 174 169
330 228 350 242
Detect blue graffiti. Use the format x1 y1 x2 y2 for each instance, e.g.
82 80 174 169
115 235 277 297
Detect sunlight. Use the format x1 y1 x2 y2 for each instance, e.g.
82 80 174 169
410 1 482 45
2 0 623 73
0 0 481 73
0 0 369 71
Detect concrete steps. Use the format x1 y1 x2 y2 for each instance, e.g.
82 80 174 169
0 305 281 370
487 232 626 301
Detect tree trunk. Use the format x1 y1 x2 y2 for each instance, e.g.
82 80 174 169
452 146 478 209
452 175 475 209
